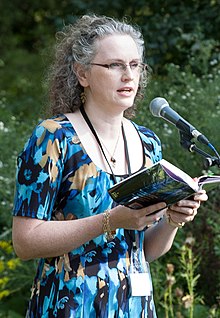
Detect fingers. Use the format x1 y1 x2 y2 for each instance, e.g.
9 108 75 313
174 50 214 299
120 191 208 230
193 190 208 202
167 206 198 224
169 200 199 215
120 202 167 231
145 208 166 227
135 202 167 229
112 203 167 232
167 194 203 224
144 202 167 216
173 200 200 210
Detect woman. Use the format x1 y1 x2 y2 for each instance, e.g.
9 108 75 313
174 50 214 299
12 14 207 317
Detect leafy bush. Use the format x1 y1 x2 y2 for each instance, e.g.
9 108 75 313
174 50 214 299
0 240 36 317
137 62 220 312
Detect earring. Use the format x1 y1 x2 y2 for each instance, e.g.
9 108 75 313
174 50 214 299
80 91 86 104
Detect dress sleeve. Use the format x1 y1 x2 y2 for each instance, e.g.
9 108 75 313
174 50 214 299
12 119 67 220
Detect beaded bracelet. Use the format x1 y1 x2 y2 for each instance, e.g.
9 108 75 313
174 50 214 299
165 212 185 228
103 209 116 241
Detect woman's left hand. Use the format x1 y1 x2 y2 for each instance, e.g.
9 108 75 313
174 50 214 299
166 190 208 225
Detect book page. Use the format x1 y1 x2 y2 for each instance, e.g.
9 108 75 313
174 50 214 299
160 159 199 191
198 175 220 191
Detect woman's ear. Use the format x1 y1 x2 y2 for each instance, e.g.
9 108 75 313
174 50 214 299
73 63 89 87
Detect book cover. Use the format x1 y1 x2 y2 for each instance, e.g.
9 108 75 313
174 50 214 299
108 159 220 209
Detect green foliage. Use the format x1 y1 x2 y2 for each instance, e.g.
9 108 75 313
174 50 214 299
137 59 220 311
0 240 36 316
0 0 220 316
1 0 220 72
0 48 46 119
137 63 220 176
151 235 220 317
0 71 42 231
137 64 220 312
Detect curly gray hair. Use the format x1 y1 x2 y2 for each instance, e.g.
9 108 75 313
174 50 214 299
47 14 148 118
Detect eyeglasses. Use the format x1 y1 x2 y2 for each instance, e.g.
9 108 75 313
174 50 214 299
90 61 147 73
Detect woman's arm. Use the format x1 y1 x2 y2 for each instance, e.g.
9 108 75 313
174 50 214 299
13 191 207 262
143 190 208 262
12 214 104 260
12 201 166 261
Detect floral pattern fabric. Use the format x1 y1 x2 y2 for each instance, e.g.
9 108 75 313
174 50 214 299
13 115 162 318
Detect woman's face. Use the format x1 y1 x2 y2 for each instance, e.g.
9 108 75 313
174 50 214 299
82 34 142 113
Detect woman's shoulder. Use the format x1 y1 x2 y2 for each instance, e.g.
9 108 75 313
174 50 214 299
21 115 75 155
131 121 161 145
38 114 73 132
125 119 162 163
32 114 76 141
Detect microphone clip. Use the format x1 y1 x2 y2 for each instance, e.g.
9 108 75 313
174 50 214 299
179 131 220 169
179 131 194 151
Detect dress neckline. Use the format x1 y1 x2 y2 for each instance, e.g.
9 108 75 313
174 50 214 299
63 113 146 178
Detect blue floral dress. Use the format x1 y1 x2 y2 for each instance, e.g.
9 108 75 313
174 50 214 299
12 115 162 318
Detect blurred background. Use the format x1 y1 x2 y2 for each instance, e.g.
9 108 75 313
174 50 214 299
0 0 220 317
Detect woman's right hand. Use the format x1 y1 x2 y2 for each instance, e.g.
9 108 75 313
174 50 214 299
110 202 167 231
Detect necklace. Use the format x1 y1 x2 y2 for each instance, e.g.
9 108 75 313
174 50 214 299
99 126 122 168
79 105 131 181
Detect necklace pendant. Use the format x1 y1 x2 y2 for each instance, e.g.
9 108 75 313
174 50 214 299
111 157 116 168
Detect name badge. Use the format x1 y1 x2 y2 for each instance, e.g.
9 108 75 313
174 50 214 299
129 272 152 296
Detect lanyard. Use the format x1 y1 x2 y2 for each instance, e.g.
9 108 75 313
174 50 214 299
79 106 131 184
79 106 137 244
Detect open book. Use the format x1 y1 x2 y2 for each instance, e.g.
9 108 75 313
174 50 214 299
108 159 220 209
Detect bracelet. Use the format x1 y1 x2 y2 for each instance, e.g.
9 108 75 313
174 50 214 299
165 212 185 228
103 209 116 241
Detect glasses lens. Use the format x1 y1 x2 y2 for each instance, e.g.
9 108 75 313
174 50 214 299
129 62 137 70
108 63 123 70
107 62 147 73
129 63 147 73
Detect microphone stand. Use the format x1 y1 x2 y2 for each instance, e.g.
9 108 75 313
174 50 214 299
179 131 220 169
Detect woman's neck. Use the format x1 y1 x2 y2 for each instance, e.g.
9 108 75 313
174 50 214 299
82 103 124 140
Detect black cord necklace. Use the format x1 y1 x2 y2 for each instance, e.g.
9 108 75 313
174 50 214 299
79 106 131 184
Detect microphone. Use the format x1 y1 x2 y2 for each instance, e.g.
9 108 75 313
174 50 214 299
149 97 210 146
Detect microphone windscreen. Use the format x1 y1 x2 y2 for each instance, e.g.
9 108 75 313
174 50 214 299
149 97 169 117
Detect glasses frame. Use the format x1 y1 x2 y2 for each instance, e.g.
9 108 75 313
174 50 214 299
90 62 147 73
